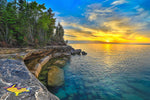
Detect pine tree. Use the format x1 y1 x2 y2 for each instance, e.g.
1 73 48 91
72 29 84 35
0 0 65 47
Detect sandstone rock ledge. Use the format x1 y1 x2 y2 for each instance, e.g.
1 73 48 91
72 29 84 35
0 59 59 100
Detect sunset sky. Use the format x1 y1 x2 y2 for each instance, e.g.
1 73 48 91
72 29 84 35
30 0 150 43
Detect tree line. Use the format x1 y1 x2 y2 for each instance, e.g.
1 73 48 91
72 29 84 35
0 0 65 47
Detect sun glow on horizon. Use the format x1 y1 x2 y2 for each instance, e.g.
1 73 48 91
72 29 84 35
106 40 110 43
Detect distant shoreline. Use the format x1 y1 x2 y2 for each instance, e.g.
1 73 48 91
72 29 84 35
68 41 150 45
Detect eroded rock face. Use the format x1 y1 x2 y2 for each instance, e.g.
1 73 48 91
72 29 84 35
0 59 59 100
48 66 64 87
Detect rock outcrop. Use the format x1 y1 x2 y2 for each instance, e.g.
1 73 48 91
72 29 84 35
71 49 81 55
70 48 87 55
0 59 59 100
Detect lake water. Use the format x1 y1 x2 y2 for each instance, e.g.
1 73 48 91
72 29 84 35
52 44 150 100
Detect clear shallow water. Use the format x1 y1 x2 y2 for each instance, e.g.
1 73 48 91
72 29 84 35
52 44 150 100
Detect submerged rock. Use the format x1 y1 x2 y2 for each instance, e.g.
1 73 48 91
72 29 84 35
0 59 59 100
48 66 64 87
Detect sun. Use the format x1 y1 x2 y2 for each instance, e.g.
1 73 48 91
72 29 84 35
106 40 110 43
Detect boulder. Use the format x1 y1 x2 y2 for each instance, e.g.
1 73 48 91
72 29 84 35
71 49 81 55
82 51 87 55
0 59 59 100
48 66 64 87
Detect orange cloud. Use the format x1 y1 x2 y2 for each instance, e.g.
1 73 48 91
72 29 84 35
63 21 150 43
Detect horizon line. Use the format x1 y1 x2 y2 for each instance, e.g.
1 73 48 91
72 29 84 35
67 40 150 45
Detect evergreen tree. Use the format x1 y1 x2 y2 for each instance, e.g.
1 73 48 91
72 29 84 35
54 23 64 42
0 0 64 47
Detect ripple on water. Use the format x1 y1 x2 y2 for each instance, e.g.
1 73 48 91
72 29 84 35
50 44 150 100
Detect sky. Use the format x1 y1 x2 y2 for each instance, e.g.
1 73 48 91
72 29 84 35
27 0 150 43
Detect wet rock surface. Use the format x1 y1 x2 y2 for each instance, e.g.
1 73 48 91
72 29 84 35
0 59 59 100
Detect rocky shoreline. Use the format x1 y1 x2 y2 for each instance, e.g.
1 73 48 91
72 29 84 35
0 45 87 100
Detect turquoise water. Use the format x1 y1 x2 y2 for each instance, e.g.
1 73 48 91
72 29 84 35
51 44 150 100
